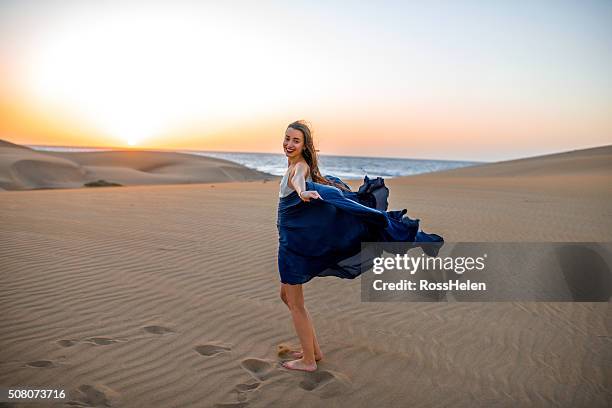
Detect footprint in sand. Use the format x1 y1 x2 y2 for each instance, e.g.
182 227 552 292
214 368 262 407
234 381 260 393
232 381 260 404
25 360 56 368
298 369 352 398
57 339 79 347
83 337 126 346
240 358 278 381
143 325 175 335
195 343 232 357
66 384 117 407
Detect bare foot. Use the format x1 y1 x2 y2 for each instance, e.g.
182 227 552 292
288 350 323 361
281 358 317 372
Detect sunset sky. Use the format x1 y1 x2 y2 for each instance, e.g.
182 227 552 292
0 0 611 161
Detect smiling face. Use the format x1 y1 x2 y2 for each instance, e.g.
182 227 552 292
283 127 305 159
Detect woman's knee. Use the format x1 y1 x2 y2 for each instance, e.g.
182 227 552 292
283 284 306 312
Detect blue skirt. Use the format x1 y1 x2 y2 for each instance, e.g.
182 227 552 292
277 176 444 285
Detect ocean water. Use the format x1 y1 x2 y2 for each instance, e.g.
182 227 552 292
28 145 480 179
180 151 479 178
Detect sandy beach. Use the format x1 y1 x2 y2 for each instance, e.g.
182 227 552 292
1 142 611 407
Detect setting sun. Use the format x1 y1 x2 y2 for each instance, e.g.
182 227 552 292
14 3 311 148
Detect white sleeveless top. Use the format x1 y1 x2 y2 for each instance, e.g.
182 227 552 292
279 166 312 198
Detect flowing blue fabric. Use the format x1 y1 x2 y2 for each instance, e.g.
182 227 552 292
277 175 444 285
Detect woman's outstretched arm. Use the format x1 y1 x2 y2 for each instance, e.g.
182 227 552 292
290 162 322 202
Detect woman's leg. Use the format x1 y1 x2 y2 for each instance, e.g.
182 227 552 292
305 308 323 359
280 284 323 360
282 283 317 369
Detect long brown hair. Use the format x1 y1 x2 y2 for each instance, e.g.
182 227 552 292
287 120 351 192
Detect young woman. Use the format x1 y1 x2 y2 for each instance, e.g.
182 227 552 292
277 120 443 372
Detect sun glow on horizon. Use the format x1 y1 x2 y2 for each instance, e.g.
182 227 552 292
16 3 319 147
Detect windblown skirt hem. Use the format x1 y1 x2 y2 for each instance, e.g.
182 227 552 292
277 176 443 285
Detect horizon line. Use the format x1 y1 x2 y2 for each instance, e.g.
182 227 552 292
11 140 612 165
22 142 485 164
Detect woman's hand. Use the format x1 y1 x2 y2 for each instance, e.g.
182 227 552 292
299 190 323 202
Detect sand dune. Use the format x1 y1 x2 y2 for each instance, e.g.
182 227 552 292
387 145 612 206
393 144 612 198
0 144 610 407
0 139 274 190
422 144 612 177
0 139 35 149
0 142 87 190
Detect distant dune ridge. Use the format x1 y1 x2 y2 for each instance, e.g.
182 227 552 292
0 139 273 190
384 144 612 201
414 144 612 178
